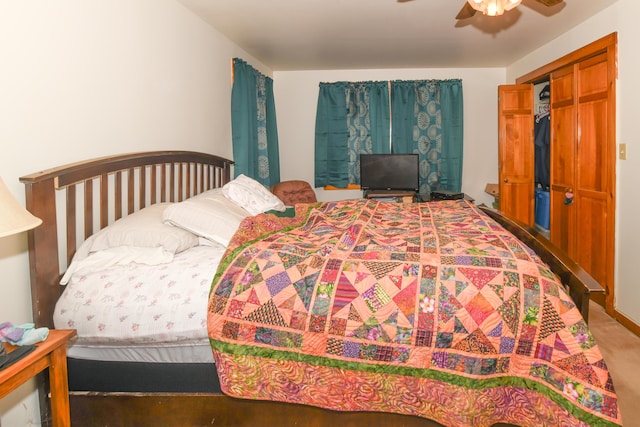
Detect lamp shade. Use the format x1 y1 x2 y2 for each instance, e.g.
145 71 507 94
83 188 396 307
0 177 42 238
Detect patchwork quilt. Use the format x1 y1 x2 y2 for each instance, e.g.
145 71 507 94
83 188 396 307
208 199 622 427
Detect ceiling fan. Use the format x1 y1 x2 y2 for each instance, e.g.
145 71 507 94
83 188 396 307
456 0 563 19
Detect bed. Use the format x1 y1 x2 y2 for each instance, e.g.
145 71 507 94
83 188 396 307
20 151 620 426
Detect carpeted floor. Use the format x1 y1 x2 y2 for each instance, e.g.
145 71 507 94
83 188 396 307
588 302 640 425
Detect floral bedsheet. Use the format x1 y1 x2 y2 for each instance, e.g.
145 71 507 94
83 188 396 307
208 199 621 426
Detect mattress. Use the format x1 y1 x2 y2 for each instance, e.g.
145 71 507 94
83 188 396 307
54 245 224 363
63 340 214 363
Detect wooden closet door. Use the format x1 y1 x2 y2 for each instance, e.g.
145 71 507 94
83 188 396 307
549 66 577 258
498 85 534 226
573 52 613 293
550 52 612 297
513 33 616 313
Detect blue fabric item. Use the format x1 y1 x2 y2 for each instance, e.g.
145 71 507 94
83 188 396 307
534 113 550 189
231 58 280 187
314 83 349 188
391 79 464 198
314 81 390 188
0 322 49 346
345 82 390 184
535 188 551 230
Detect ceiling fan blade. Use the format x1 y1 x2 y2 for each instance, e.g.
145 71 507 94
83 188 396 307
534 0 563 6
456 2 477 20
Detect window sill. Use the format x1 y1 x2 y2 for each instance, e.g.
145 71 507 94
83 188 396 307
324 184 361 191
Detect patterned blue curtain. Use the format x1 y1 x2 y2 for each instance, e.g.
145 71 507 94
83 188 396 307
231 58 280 186
391 79 463 198
315 82 390 188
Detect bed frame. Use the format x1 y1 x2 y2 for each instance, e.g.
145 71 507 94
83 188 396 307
20 151 602 427
478 206 604 323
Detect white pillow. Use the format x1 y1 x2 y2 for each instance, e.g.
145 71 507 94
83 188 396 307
222 174 286 215
163 189 250 246
60 246 174 285
89 203 199 255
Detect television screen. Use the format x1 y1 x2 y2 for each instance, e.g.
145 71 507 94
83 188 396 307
360 154 419 192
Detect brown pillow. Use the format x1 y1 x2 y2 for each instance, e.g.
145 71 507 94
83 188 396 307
270 180 317 206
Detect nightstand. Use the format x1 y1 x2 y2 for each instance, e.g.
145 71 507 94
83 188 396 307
0 329 76 427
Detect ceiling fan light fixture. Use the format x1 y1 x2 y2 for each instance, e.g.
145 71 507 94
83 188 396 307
466 0 522 16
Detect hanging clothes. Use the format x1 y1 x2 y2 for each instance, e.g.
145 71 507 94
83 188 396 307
534 112 550 190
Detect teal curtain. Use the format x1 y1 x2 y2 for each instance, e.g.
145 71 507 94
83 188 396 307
314 83 349 188
391 79 463 198
231 58 280 186
314 82 390 188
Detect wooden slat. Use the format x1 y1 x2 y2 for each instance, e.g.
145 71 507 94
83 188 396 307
150 165 157 205
194 164 200 194
100 173 108 229
84 179 93 239
115 171 122 220
170 163 176 202
202 165 208 191
66 186 77 267
160 164 167 203
185 163 192 199
178 163 184 201
127 168 134 214
139 166 146 209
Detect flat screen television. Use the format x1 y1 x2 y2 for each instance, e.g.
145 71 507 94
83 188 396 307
360 154 419 192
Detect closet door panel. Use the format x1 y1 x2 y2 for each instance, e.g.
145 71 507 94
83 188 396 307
549 67 576 257
575 52 611 295
549 106 575 256
550 192 572 255
574 193 608 287
577 99 608 191
551 106 575 185
498 85 534 226
578 55 609 96
551 68 574 103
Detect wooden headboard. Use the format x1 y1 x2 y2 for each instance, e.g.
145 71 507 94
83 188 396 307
20 151 234 329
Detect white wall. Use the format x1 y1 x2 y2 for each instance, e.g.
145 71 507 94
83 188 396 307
507 0 640 326
0 1 268 424
274 68 505 206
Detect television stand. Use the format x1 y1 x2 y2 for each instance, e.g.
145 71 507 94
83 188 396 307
364 190 416 203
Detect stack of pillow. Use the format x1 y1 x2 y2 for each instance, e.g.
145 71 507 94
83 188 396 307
60 175 286 283
164 174 286 247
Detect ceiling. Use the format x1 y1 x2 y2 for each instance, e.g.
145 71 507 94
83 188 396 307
176 0 618 71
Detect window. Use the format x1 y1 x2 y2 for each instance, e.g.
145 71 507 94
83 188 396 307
315 79 463 197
